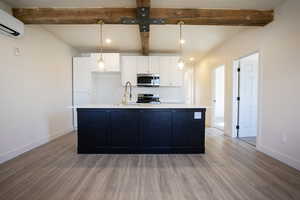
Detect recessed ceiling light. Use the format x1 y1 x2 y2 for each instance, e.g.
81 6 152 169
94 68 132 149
189 57 195 61
179 39 185 44
105 38 112 44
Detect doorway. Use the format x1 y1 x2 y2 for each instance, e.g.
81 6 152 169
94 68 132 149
233 53 259 146
212 65 225 130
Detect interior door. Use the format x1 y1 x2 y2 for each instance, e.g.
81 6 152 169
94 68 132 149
212 65 225 130
238 53 258 138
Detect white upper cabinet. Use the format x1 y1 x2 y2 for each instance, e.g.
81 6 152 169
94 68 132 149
120 55 184 87
159 56 183 87
73 57 93 92
104 53 120 72
149 56 160 74
90 53 120 72
121 56 137 86
169 56 184 87
136 56 149 74
136 56 160 74
159 56 171 86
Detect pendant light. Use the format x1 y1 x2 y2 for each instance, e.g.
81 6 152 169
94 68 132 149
177 21 185 70
97 20 105 71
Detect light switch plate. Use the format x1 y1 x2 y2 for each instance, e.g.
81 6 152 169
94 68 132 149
14 47 21 56
194 112 202 120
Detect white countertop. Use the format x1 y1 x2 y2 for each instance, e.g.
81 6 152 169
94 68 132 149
74 104 208 109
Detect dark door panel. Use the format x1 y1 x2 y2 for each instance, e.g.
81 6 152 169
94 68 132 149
141 110 172 147
78 111 107 127
173 111 204 146
77 110 109 150
110 111 139 147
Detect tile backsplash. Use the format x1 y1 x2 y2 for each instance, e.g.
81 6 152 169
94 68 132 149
91 73 186 104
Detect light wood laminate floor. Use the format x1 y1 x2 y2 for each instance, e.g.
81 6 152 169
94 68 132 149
240 136 257 146
0 132 300 200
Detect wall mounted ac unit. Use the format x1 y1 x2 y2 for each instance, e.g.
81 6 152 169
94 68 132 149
0 9 24 38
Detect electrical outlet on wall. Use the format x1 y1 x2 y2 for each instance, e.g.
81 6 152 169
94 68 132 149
194 112 202 120
281 132 287 144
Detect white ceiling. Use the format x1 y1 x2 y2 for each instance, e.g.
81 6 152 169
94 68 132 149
43 25 141 52
42 24 252 59
8 0 284 59
5 0 284 9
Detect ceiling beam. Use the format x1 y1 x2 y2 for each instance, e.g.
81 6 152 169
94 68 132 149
137 0 151 7
13 8 273 26
140 32 150 55
136 0 151 55
13 7 273 55
151 8 274 26
12 8 136 24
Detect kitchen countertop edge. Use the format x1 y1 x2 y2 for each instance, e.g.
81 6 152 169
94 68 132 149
74 104 208 109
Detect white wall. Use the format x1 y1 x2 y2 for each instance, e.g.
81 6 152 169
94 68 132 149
195 0 300 170
0 23 77 163
0 1 12 14
195 62 214 126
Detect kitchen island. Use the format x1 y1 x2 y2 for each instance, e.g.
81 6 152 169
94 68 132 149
77 104 206 154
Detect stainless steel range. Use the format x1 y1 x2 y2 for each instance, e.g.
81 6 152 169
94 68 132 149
136 94 160 104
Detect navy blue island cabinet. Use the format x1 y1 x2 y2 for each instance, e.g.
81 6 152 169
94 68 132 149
77 108 206 154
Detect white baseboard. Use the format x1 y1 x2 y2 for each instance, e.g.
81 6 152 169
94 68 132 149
0 127 74 164
257 144 300 171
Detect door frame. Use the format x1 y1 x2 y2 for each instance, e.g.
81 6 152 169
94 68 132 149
211 65 225 130
232 51 261 147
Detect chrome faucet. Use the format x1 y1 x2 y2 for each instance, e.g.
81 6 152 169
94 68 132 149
122 81 132 104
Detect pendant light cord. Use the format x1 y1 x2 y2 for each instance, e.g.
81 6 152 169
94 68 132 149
99 20 104 58
180 22 183 53
178 21 184 56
